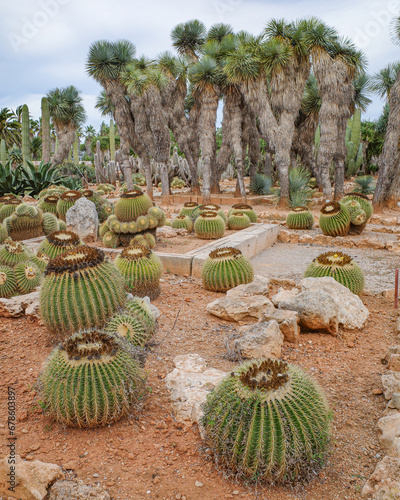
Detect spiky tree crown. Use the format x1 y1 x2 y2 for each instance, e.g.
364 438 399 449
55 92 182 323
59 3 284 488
46 230 81 248
209 247 242 260
320 201 341 215
45 246 105 276
60 190 82 201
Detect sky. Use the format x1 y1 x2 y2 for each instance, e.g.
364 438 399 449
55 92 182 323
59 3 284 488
1 0 399 131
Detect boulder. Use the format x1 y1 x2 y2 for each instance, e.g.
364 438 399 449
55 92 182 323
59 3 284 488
261 309 300 344
313 234 334 246
233 320 284 359
165 354 226 427
378 413 400 451
66 198 98 240
299 234 313 244
278 229 291 243
206 295 275 322
389 355 400 372
300 277 369 329
356 237 385 250
279 290 339 335
48 480 110 499
226 275 270 298
362 456 400 498
271 287 300 307
0 291 40 318
382 372 400 400
0 455 63 500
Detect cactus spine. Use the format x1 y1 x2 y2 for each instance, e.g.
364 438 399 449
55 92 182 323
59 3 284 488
202 247 254 292
41 97 51 163
0 139 7 164
22 104 30 167
39 330 146 428
202 358 332 483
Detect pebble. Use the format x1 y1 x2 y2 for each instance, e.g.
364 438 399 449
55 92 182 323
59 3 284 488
195 480 203 487
232 492 239 496
93 473 99 478
372 389 383 395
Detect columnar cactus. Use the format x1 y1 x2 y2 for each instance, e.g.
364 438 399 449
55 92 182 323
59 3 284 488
194 212 225 240
202 247 254 292
172 215 194 232
227 212 250 230
115 245 163 300
41 97 51 163
56 190 82 221
37 230 83 259
39 330 146 428
286 207 314 230
202 358 332 483
40 246 126 336
304 251 365 295
319 201 350 237
22 104 30 167
0 139 7 164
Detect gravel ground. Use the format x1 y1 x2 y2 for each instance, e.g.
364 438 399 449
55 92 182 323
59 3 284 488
251 242 400 293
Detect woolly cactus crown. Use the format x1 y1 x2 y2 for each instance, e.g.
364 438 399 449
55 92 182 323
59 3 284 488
60 190 82 201
320 201 341 215
209 247 242 260
46 230 80 246
45 246 105 276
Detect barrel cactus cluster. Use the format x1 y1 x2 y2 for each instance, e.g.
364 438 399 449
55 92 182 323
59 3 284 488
4 203 57 241
101 189 165 248
81 188 114 223
202 247 254 292
228 204 257 223
38 330 146 428
115 244 163 300
0 240 43 297
319 201 351 237
202 358 332 483
304 251 365 295
40 245 126 337
340 192 373 235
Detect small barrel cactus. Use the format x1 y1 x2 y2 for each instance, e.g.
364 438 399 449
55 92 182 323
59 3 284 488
0 265 17 298
0 240 31 267
14 260 43 294
0 199 22 223
147 206 166 226
114 189 153 222
193 203 227 224
342 199 367 235
38 330 146 428
179 201 199 217
0 223 8 243
202 358 332 483
228 203 257 223
227 212 250 230
202 247 254 292
31 251 50 273
304 251 365 295
40 246 126 336
341 192 373 221
38 194 60 215
124 296 157 334
194 211 225 240
0 194 18 209
37 230 83 260
286 207 314 230
115 245 163 300
56 190 82 221
172 215 194 232
319 201 350 237
106 312 152 347
103 231 119 248
42 212 59 235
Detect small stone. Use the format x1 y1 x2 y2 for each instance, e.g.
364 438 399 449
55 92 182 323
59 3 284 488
372 388 383 395
153 476 160 484
232 491 239 495
195 480 203 487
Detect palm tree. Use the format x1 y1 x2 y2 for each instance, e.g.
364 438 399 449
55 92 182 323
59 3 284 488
171 19 206 61
84 125 96 156
95 90 115 118
373 17 400 208
0 108 21 148
369 62 400 100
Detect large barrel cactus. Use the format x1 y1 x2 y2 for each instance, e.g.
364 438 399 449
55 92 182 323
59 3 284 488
202 247 253 292
202 358 332 483
40 246 126 336
38 194 60 215
56 190 82 221
115 245 163 300
114 189 153 222
194 212 225 240
228 204 257 223
304 251 364 295
38 230 83 260
39 330 146 428
286 207 314 230
319 201 350 237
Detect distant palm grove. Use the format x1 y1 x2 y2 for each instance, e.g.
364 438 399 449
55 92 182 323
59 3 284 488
1 17 400 209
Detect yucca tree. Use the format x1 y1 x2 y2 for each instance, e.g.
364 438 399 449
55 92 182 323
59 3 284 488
0 108 21 148
224 19 312 205
369 62 400 100
83 125 96 156
47 86 86 165
95 90 115 118
171 19 206 61
373 18 400 208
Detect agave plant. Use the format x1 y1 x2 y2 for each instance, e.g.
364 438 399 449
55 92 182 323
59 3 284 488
0 161 25 197
20 161 68 197
288 167 313 208
249 173 273 195
353 175 375 195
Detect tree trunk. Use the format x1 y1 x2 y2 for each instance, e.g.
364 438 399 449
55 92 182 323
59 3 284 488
373 72 400 209
141 156 153 200
334 158 345 199
264 152 273 178
85 137 92 156
159 162 170 204
52 123 76 165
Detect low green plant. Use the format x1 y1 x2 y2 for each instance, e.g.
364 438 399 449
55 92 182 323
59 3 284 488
286 207 314 230
353 175 375 195
249 173 273 195
20 161 68 197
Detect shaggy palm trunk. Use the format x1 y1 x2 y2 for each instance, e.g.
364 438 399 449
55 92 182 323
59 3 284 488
373 72 400 209
198 87 220 204
52 122 76 165
228 90 246 202
292 111 319 182
216 96 233 179
245 111 261 184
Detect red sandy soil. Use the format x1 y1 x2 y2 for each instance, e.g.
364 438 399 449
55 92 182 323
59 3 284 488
0 276 396 500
